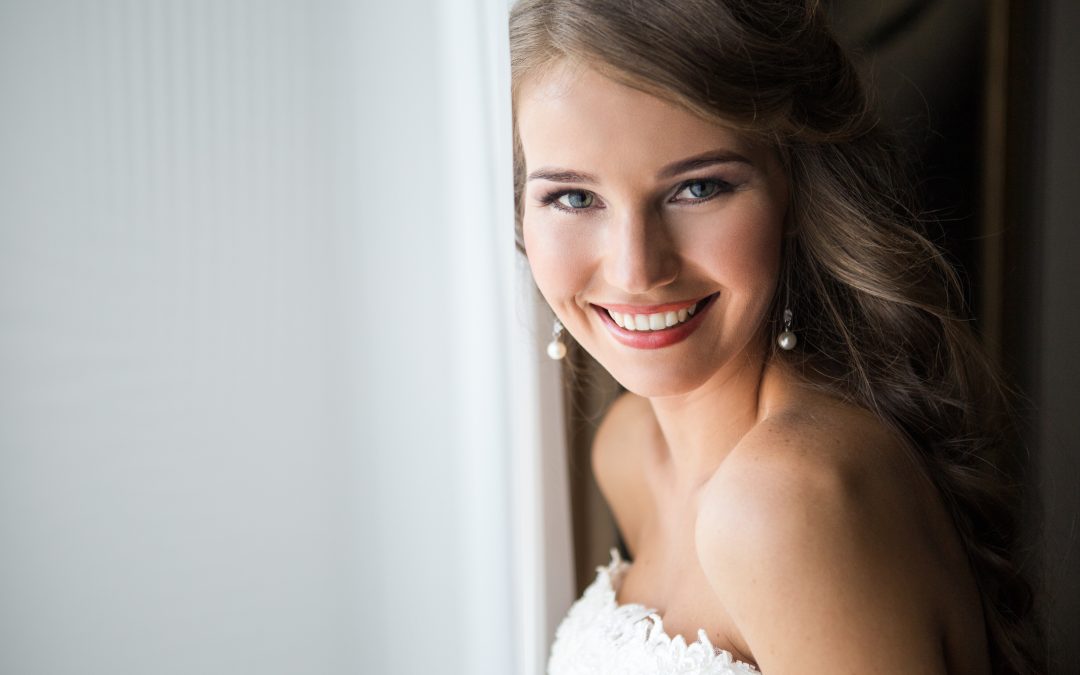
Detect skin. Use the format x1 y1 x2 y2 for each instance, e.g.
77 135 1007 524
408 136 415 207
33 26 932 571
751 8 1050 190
519 61 990 674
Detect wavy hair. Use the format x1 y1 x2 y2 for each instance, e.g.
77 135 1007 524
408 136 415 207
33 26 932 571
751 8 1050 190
509 1 1044 672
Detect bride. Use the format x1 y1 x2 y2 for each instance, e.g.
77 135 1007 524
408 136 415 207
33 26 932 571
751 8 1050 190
509 1 1043 673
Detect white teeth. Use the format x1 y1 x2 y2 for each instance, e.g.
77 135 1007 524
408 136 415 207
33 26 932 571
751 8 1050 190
688 303 697 316
605 301 703 333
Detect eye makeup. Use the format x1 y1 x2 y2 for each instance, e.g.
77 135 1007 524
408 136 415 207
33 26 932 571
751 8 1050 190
534 175 739 215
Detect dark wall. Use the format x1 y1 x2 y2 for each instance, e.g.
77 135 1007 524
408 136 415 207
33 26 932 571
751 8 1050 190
1022 1 1080 672
829 1 1080 672
827 0 987 305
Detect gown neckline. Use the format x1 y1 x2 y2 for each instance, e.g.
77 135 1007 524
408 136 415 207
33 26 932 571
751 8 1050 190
599 547 759 672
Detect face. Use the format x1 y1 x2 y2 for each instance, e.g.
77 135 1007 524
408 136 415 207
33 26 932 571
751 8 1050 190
517 62 789 397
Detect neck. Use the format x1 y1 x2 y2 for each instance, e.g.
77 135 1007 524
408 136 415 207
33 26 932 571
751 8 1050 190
646 338 788 493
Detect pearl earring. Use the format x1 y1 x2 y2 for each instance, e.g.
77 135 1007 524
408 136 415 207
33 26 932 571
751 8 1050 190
777 308 797 350
547 318 567 360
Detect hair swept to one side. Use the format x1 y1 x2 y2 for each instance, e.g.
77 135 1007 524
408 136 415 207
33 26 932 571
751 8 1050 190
510 1 1045 672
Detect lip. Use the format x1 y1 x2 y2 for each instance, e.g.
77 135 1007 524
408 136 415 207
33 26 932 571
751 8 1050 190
593 297 702 314
592 292 718 350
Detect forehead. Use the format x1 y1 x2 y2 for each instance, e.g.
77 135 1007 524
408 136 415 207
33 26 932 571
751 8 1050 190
516 62 761 174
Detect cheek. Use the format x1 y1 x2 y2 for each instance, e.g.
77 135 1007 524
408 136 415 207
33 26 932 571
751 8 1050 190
683 215 782 288
522 215 595 304
726 225 782 284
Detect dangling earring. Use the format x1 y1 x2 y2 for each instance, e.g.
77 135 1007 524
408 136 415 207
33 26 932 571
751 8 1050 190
777 308 797 350
547 318 567 360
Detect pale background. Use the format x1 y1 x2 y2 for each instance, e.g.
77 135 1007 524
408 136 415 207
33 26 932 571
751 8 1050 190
1 1 573 674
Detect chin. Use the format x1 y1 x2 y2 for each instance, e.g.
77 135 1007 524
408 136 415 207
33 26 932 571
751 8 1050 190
596 354 715 399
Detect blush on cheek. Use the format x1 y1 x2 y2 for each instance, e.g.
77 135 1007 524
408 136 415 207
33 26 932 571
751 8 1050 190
522 221 592 309
741 213 783 260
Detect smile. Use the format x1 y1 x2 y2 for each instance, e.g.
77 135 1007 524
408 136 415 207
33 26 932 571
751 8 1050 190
607 304 696 331
591 292 718 349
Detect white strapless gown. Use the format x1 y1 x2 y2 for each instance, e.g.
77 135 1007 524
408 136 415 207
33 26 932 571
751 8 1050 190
547 548 759 675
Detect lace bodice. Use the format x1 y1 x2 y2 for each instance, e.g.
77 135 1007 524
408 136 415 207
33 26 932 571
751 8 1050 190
547 548 759 675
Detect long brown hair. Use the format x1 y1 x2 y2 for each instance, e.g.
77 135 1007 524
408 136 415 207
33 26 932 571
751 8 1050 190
510 1 1044 672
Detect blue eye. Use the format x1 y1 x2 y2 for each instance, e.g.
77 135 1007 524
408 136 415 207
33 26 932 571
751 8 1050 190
688 181 717 198
557 191 594 209
539 189 596 213
673 179 731 202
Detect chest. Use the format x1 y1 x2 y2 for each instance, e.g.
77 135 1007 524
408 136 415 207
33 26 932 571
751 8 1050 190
615 506 754 665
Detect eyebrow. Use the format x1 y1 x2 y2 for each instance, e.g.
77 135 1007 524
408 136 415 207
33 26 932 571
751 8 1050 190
658 150 753 178
526 149 753 184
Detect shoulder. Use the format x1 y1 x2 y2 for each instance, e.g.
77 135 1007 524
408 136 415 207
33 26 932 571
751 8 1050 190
695 402 949 673
591 391 657 556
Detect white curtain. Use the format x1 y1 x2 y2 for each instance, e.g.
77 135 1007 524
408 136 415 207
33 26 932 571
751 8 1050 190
0 1 574 673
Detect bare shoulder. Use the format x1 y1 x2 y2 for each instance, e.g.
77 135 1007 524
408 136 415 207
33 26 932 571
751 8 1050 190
695 398 954 673
695 400 927 573
591 390 657 557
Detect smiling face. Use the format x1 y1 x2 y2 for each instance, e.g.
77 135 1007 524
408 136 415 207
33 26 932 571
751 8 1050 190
518 62 790 397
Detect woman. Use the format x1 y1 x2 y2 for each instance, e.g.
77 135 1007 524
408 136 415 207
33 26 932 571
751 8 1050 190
509 1 1043 674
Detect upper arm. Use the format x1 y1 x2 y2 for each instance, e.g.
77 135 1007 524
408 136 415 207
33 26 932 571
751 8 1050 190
695 443 946 675
591 391 653 557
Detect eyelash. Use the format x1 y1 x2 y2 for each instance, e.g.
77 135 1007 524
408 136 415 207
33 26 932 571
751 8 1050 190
537 177 735 215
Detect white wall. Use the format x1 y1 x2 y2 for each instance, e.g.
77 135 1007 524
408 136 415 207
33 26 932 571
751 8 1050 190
0 1 572 673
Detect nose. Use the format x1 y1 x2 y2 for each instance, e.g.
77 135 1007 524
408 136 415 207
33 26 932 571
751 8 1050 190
603 204 679 295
